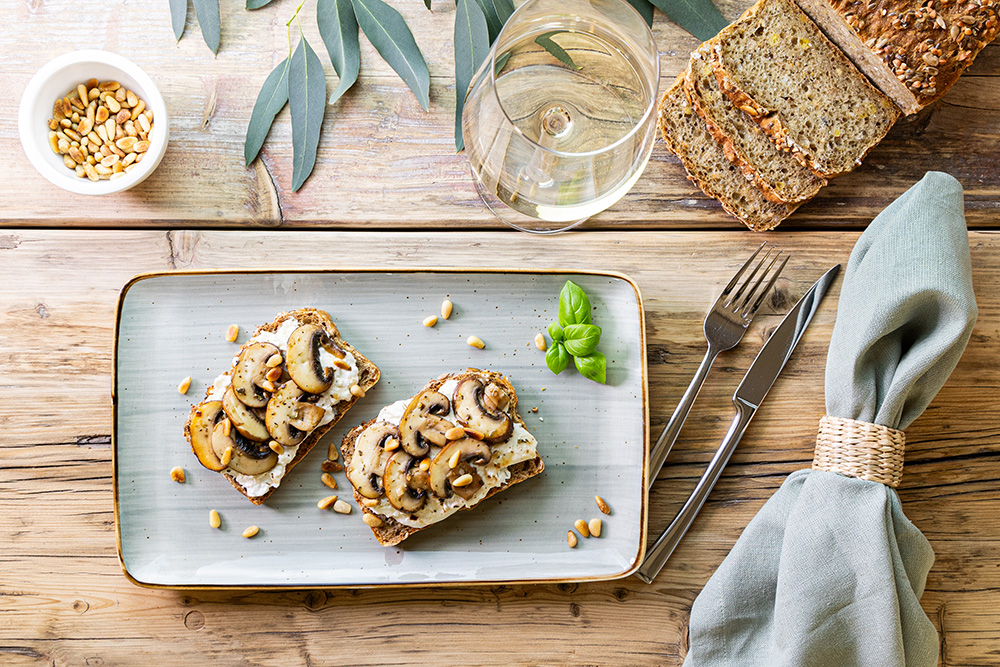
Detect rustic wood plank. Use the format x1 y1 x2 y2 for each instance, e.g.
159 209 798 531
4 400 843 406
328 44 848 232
0 230 997 665
0 1 997 229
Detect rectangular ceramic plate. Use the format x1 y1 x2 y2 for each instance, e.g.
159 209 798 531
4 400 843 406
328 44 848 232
114 269 647 588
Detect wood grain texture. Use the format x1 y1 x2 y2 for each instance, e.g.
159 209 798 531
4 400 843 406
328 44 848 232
1 230 998 665
0 0 997 229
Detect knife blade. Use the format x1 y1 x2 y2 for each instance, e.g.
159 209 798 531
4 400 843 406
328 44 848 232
634 264 841 584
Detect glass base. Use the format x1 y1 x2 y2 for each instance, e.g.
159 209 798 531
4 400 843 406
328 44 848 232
470 165 587 235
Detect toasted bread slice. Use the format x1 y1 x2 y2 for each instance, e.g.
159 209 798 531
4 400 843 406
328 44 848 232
184 308 380 505
341 369 544 547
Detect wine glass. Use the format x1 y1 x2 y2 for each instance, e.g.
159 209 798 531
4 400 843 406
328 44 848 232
462 0 660 233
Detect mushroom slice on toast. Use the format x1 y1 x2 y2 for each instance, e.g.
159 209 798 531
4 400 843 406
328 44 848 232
347 421 398 499
266 381 326 447
232 342 280 408
453 378 513 443
223 385 271 442
429 437 491 499
211 420 279 475
384 451 428 512
189 401 227 471
399 390 454 457
286 323 344 394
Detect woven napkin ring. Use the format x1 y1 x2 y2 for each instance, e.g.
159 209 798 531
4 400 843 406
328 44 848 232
812 415 906 488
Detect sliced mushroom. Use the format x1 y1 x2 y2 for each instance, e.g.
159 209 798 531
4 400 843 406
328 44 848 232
286 324 340 394
383 451 427 512
211 420 278 475
232 342 281 408
428 438 491 499
189 401 227 472
453 378 513 443
346 422 398 498
265 381 327 446
222 385 271 442
398 390 454 457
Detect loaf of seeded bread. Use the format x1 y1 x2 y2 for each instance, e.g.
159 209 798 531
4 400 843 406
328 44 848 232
685 45 827 204
184 308 380 505
709 0 900 178
342 369 544 547
795 0 999 114
658 74 801 231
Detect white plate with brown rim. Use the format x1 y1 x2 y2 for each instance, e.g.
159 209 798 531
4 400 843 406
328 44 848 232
113 268 648 588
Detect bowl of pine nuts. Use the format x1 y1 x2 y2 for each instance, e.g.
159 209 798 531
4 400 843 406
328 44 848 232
18 50 169 195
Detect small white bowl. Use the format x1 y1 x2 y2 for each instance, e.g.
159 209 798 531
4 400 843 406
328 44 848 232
18 50 169 195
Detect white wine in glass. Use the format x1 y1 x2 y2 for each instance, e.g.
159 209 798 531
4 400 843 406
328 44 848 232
462 0 660 233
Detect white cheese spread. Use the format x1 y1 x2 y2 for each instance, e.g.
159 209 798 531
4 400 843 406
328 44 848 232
210 316 360 497
367 378 539 529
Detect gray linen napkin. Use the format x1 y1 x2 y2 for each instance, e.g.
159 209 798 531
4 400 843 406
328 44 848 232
682 172 978 667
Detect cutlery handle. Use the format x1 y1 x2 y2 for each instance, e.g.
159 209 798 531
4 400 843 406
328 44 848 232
647 345 720 489
635 402 755 584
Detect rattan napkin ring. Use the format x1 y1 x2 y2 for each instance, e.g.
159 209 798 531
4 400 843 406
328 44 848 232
812 415 906 488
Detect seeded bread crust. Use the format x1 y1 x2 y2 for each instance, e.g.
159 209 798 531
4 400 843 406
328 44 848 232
709 0 900 178
658 74 800 232
795 0 1000 115
341 369 544 547
183 308 380 505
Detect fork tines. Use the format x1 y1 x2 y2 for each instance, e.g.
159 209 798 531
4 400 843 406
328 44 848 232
721 243 789 320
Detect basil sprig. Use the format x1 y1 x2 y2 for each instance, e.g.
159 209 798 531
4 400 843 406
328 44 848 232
545 281 607 384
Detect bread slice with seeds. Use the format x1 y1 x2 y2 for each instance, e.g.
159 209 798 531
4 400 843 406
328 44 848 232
709 0 900 178
684 44 827 204
658 74 800 231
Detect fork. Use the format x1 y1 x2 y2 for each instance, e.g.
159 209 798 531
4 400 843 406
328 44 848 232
647 243 788 489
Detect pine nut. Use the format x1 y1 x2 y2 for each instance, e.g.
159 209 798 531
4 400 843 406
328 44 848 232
445 426 466 441
574 519 590 538
588 518 602 537
333 359 351 371
317 494 338 510
265 353 283 367
77 84 89 108
265 367 282 382
333 499 352 514
133 100 147 122
322 460 344 473
134 140 150 153
209 509 221 529
418 458 431 471
221 418 232 437
362 513 383 528
116 137 137 152
441 299 453 319
321 473 338 489
567 531 578 548
177 376 192 394
126 90 139 107
422 315 438 327
106 96 121 113
221 446 233 466
242 525 259 538
464 427 485 440
448 449 462 469
109 172 126 181
327 441 340 461
467 335 485 349
96 106 109 123
269 440 284 455
452 473 474 487
534 333 547 351
83 163 100 181
98 81 120 92
360 496 379 507
349 384 365 398
225 324 239 342
169 466 186 483
595 496 611 515
259 380 275 393
384 437 400 452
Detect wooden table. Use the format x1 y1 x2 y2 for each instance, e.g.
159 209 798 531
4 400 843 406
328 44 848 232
2 0 998 665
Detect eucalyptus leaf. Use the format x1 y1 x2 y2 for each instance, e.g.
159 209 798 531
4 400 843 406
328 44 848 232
548 321 564 342
289 37 327 191
647 0 729 41
493 51 511 77
352 0 430 111
169 0 187 41
244 58 290 166
192 0 220 54
624 0 655 27
574 351 607 384
474 0 514 43
558 280 592 327
424 0 431 8
546 342 571 375
454 0 490 151
563 323 602 357
318 0 361 105
535 31 579 70
246 0 275 8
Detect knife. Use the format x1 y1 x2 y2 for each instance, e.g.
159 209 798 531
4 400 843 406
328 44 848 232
635 264 841 584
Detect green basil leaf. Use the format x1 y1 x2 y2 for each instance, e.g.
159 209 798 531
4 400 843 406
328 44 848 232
624 0 655 27
352 0 430 111
546 342 570 375
647 0 729 41
454 0 490 151
192 0 220 54
474 0 514 43
558 280 591 327
547 322 564 342
246 0 275 8
244 57 290 166
169 0 187 40
318 0 361 105
574 351 607 384
562 323 601 356
534 31 579 70
289 37 327 192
